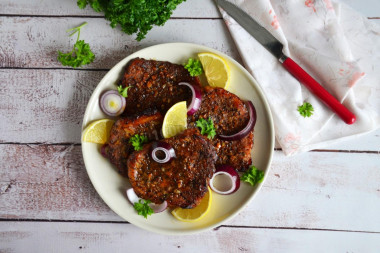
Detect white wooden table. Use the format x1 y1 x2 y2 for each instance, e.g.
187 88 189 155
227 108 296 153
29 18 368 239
1 1 379 252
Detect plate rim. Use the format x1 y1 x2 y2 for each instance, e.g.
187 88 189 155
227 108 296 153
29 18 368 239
81 42 275 235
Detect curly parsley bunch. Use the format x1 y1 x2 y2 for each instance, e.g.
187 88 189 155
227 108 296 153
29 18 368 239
77 0 186 41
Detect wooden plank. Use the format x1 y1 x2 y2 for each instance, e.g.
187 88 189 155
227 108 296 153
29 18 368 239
0 0 379 18
0 221 379 252
0 145 121 221
1 145 379 232
313 128 380 152
0 144 119 221
0 69 106 144
1 69 379 149
0 0 221 18
0 17 238 69
235 151 380 232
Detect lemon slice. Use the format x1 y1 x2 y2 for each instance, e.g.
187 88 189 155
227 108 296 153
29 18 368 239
82 119 114 144
198 52 231 89
162 101 187 138
171 187 212 222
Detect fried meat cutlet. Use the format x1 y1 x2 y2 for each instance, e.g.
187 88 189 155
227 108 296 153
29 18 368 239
107 111 163 177
120 58 202 116
212 132 254 171
188 86 254 171
127 128 217 209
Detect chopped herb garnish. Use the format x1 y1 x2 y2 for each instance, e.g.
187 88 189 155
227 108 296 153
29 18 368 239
298 102 314 118
77 0 186 41
184 58 203 76
57 22 95 68
196 118 216 139
129 134 149 151
241 165 264 187
134 199 154 219
118 85 130 98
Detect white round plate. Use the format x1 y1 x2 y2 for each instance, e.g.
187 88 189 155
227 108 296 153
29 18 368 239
81 43 274 235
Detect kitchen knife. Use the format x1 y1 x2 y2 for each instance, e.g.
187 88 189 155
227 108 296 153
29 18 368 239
215 0 356 124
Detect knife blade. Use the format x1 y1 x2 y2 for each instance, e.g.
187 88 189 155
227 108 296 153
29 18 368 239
216 0 356 125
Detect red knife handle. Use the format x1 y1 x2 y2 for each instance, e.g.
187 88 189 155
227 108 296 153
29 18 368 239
281 56 356 125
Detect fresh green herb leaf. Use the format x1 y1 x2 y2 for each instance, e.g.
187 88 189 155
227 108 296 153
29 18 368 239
134 199 154 219
57 22 95 68
196 118 216 139
298 102 314 118
184 58 203 76
118 85 130 98
129 134 149 151
77 0 186 41
241 165 264 187
78 0 102 12
77 0 87 9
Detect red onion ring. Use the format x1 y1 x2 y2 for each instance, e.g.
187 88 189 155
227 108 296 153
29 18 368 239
209 165 240 195
150 141 176 163
218 101 256 141
126 188 167 213
179 82 202 116
100 144 109 158
99 90 126 117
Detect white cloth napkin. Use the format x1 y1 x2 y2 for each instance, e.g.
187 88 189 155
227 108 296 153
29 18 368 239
219 0 380 155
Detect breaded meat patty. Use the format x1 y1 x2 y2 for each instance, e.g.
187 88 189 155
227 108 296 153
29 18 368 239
107 111 163 177
120 58 202 116
188 86 253 171
127 128 217 208
212 132 254 171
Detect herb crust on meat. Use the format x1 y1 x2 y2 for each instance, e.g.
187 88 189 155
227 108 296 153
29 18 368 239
188 86 254 171
120 58 202 116
107 110 163 177
127 128 217 208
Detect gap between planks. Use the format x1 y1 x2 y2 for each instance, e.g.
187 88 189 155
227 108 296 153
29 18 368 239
0 143 377 155
0 67 111 71
0 14 222 20
0 13 378 19
0 218 379 234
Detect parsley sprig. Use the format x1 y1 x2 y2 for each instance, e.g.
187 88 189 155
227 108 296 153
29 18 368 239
298 102 314 118
57 22 95 68
129 134 149 151
241 165 264 187
118 85 130 98
77 0 186 41
184 58 203 76
196 118 216 139
134 199 154 219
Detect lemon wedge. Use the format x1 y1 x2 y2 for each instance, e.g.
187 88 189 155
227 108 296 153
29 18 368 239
82 119 114 144
198 52 231 89
171 187 212 222
162 101 187 138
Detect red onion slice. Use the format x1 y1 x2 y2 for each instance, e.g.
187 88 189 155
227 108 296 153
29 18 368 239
151 141 176 163
100 144 109 158
218 101 256 141
126 188 168 213
149 201 168 213
99 90 126 117
179 82 202 116
126 188 140 204
209 165 240 195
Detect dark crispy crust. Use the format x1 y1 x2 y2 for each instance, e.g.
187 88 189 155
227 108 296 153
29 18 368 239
188 86 253 171
107 111 163 177
127 128 217 208
212 132 253 171
188 86 249 135
120 58 202 116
